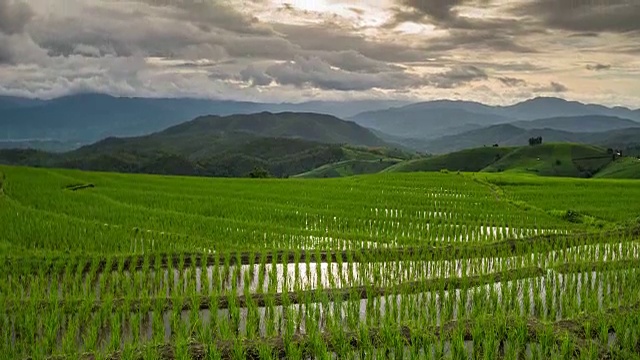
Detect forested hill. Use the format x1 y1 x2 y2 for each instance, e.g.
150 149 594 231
0 112 407 178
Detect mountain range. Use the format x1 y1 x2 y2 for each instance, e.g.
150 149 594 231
0 112 409 178
418 118 640 154
0 93 407 144
350 97 640 142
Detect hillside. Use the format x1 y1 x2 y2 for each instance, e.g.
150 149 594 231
384 143 640 179
350 106 511 139
0 112 401 178
157 112 387 148
500 97 640 121
350 98 640 146
594 157 640 179
483 143 612 178
385 147 513 173
294 159 402 178
513 115 640 133
419 123 640 154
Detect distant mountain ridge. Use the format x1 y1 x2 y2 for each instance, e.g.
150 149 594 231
420 118 640 154
0 112 402 178
350 97 640 142
512 115 639 133
0 93 408 144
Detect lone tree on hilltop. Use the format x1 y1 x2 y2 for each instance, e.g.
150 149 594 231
528 136 543 146
248 167 271 178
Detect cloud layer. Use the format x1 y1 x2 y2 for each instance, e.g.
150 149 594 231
0 0 638 107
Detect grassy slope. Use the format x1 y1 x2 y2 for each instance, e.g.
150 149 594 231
384 147 514 173
482 143 611 178
294 146 414 178
595 157 640 179
294 159 401 178
478 172 640 222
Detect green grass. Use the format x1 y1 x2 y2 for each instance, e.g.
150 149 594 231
385 144 636 180
482 143 611 178
385 147 513 173
595 157 640 179
479 172 640 222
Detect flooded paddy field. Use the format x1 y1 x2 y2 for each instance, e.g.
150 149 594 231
2 167 640 359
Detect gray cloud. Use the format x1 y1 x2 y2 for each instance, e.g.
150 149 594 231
134 0 272 35
395 0 491 24
240 65 273 86
512 0 640 33
534 81 569 93
0 0 33 35
498 77 527 87
249 57 488 92
263 56 428 91
272 23 428 63
427 65 488 88
317 50 402 73
423 29 537 53
586 63 611 71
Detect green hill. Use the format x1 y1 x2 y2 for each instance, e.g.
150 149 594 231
384 143 639 179
418 123 640 154
595 157 640 179
0 112 402 178
385 147 513 173
483 143 612 178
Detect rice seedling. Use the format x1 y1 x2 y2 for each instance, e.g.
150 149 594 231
1 165 639 358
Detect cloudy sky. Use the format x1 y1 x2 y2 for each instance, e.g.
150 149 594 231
0 0 639 107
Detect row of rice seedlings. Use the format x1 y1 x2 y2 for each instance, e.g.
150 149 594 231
4 232 637 304
4 262 639 359
2 166 577 254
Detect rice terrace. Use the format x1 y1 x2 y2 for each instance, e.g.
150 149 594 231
2 165 640 359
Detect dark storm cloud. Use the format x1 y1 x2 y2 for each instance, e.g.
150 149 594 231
586 63 611 71
512 0 640 33
0 0 33 35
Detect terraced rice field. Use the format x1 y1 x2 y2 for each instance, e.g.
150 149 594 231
1 166 639 359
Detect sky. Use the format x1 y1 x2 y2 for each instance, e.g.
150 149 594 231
0 0 639 107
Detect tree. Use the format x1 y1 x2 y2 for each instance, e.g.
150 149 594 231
528 136 543 146
248 167 271 178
